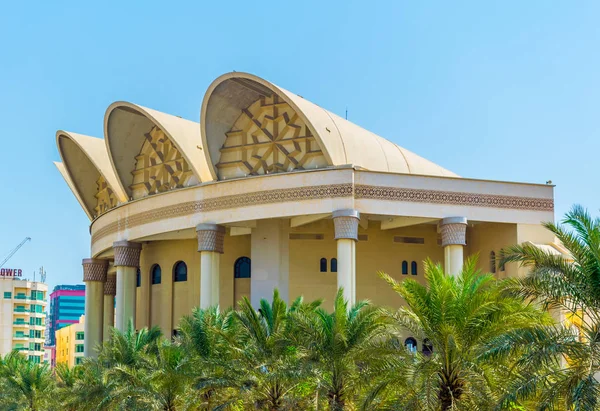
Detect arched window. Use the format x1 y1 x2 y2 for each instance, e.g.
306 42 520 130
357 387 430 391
173 261 187 282
151 264 161 285
136 268 141 287
330 258 338 273
404 337 417 353
411 261 418 276
402 261 408 275
423 338 433 356
234 257 251 278
320 258 327 273
490 251 496 274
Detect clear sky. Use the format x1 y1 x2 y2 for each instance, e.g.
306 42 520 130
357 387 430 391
0 1 598 292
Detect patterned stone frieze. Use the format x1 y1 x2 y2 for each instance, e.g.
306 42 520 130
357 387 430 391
113 241 142 267
104 275 116 295
196 224 225 253
82 258 108 282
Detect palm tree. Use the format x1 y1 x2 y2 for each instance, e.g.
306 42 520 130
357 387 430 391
370 257 550 411
294 288 388 410
495 205 600 410
0 351 55 410
99 320 162 367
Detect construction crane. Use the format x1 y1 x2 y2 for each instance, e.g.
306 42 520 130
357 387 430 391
0 237 31 269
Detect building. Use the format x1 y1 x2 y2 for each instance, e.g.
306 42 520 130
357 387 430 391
53 72 563 357
0 275 47 363
55 315 85 367
43 345 55 367
47 284 85 346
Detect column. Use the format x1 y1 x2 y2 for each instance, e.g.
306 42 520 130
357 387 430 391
439 217 467 276
250 219 290 307
196 224 225 309
113 241 142 332
103 274 116 341
333 209 360 305
82 258 108 358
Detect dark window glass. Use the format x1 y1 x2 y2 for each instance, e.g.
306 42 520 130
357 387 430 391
423 338 433 356
234 257 251 278
490 251 496 274
173 261 187 282
151 265 162 285
136 268 141 287
330 258 338 273
405 337 417 353
411 261 418 276
402 261 408 275
320 258 327 272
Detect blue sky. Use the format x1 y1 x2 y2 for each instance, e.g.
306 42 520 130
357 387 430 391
0 1 598 292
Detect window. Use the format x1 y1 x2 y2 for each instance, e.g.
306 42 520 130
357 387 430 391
320 258 327 273
76 332 84 340
405 337 417 353
75 344 84 353
3 292 11 299
75 357 83 365
411 261 418 276
490 251 496 274
401 261 408 275
136 268 141 287
423 338 433 356
330 258 338 273
173 261 187 282
151 265 162 285
234 257 251 278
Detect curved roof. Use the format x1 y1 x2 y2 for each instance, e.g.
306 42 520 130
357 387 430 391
104 102 213 198
56 131 127 219
201 72 457 180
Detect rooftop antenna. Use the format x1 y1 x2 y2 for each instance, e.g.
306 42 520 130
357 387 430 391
345 107 348 120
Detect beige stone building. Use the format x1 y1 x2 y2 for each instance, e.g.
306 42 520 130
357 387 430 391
54 72 562 357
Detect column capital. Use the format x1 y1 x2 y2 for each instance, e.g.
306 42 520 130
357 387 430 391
333 209 360 241
196 224 225 253
439 217 467 246
104 274 116 296
113 241 142 267
82 259 108 282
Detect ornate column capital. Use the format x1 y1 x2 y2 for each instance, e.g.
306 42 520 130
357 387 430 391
439 217 467 247
333 209 360 241
196 224 225 253
104 274 116 296
113 241 142 267
82 258 108 282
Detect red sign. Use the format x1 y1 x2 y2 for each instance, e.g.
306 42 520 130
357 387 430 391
0 268 22 277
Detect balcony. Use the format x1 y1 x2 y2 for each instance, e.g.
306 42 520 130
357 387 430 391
13 334 28 341
13 321 28 327
13 308 30 315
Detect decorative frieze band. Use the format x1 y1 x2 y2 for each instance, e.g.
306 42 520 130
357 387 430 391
104 275 116 296
439 217 467 247
82 258 108 282
196 224 225 253
333 209 360 241
113 241 142 267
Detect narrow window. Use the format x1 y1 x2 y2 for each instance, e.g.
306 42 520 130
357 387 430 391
404 337 418 353
320 258 327 272
499 250 506 272
151 264 162 285
234 257 251 278
136 268 141 287
490 251 496 274
330 258 338 273
423 338 433 356
411 261 418 276
173 261 187 282
402 261 408 275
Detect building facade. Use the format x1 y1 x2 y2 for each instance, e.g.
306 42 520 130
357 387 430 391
48 284 85 346
54 72 563 357
55 315 85 367
0 277 47 363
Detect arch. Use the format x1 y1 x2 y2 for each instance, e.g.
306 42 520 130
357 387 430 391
404 337 417 353
330 258 338 273
201 72 457 181
402 261 408 275
490 251 496 274
411 261 418 276
56 131 127 219
423 338 433 356
173 261 187 282
104 102 213 199
151 264 162 285
234 257 251 278
320 258 327 273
